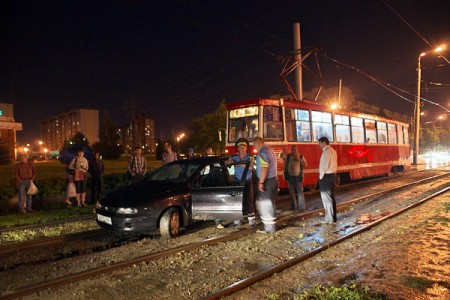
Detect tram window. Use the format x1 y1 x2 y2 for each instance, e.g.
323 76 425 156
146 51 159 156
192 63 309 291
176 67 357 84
388 123 398 144
397 126 403 144
286 108 311 142
365 120 377 143
312 111 333 142
335 114 350 142
377 122 387 144
228 106 259 143
263 106 283 141
351 117 364 143
403 126 409 145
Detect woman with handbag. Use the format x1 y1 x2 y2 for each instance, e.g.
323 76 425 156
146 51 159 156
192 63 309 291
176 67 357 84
68 148 89 207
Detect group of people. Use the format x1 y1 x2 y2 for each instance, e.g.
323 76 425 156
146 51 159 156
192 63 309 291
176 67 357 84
14 148 106 213
15 137 338 229
64 148 105 208
226 135 338 233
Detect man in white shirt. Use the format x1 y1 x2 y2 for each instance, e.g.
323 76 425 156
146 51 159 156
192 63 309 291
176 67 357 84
318 136 338 223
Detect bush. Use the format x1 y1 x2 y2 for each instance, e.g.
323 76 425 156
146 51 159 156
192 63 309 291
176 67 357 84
103 173 130 194
0 184 17 212
34 177 67 198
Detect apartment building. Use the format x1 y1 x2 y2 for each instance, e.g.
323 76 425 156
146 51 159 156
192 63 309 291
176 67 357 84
118 113 155 153
41 109 99 151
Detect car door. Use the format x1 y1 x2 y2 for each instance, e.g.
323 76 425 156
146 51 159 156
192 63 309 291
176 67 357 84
191 162 246 221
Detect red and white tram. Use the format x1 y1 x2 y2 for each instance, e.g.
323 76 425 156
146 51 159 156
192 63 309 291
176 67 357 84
225 98 411 189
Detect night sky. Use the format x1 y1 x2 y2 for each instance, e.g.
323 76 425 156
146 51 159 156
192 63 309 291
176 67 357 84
1 0 449 144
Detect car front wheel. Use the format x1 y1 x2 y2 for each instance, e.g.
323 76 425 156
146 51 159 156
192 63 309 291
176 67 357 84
159 207 180 239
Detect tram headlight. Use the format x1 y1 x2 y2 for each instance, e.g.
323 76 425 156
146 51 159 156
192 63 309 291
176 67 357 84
116 207 138 214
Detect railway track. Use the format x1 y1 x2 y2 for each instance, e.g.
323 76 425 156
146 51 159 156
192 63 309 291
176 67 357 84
1 170 449 299
0 168 446 269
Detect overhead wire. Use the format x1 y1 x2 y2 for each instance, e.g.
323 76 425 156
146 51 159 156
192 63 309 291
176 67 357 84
381 0 450 65
321 54 450 113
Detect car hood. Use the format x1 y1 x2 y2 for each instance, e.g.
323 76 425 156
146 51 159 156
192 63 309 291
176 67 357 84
100 180 187 207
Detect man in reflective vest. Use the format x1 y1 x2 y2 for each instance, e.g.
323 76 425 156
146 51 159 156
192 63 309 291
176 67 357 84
253 137 278 233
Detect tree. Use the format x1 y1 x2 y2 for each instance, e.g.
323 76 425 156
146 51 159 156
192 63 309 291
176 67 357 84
439 128 450 148
420 126 440 151
92 111 124 159
187 100 227 155
63 132 90 148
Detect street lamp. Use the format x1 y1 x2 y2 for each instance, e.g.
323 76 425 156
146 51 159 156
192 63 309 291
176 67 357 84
413 45 445 165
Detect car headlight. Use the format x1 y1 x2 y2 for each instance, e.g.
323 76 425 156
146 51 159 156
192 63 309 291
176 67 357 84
116 207 138 214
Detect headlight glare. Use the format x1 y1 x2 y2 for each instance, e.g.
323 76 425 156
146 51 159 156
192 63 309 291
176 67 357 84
116 207 138 214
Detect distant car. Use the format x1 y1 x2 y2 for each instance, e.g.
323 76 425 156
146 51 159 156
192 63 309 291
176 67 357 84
95 156 249 238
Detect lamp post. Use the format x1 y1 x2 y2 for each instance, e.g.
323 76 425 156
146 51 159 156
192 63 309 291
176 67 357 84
413 46 444 165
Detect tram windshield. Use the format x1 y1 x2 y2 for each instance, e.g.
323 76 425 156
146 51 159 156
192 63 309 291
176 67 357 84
228 106 259 143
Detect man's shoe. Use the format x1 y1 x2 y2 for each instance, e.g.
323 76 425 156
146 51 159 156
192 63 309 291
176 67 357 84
319 219 333 224
216 224 225 229
26 209 36 213
257 229 275 234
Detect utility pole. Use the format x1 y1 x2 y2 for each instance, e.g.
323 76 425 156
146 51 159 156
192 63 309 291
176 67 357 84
293 23 303 101
413 56 421 165
338 79 342 107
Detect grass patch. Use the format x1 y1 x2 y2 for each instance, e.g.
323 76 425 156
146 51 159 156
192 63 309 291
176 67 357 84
266 283 386 300
442 202 450 212
297 283 386 299
430 216 449 225
0 207 94 229
0 218 98 244
400 275 434 292
0 155 163 186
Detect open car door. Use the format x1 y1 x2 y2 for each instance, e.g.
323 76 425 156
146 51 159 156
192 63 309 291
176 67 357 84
191 162 247 221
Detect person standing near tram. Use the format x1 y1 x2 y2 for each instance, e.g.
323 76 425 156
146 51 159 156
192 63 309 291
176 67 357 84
230 138 256 226
253 137 278 233
318 136 338 223
283 145 307 211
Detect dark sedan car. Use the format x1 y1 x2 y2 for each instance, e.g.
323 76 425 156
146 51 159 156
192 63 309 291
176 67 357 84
95 156 250 238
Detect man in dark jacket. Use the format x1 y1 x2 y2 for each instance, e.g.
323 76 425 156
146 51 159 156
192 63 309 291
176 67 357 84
89 152 105 204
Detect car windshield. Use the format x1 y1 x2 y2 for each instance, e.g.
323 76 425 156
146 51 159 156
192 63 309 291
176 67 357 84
147 162 201 183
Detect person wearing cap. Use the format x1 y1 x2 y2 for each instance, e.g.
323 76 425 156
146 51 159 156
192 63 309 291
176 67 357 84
128 146 147 184
230 138 256 226
186 148 195 160
162 143 177 165
253 137 278 233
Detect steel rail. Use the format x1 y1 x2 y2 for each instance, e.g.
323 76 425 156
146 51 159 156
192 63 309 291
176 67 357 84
1 171 449 299
204 185 450 299
0 229 257 300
